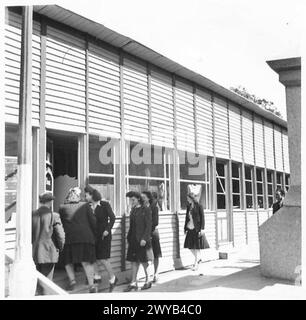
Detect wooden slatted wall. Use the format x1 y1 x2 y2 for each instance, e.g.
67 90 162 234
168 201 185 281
195 89 214 156
242 110 254 165
254 116 265 168
45 26 86 132
158 214 178 260
150 69 174 147
258 211 269 226
175 80 195 152
233 211 246 247
264 120 275 169
274 125 283 171
4 11 40 125
88 43 121 138
228 104 242 162
282 131 290 173
123 58 149 143
213 96 229 159
108 218 122 272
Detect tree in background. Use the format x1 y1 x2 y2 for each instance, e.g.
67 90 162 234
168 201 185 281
230 85 283 118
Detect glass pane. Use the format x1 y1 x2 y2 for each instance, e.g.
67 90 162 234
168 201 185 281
257 196 264 208
268 196 274 208
245 166 252 180
268 184 273 195
5 126 18 157
232 163 239 178
233 194 241 209
217 194 226 209
179 151 207 181
245 181 253 194
216 162 225 177
89 136 114 174
128 178 169 211
129 142 165 178
286 186 289 192
285 174 290 185
246 195 253 209
88 176 115 211
217 178 226 193
277 172 282 184
267 171 273 183
232 179 240 193
256 168 263 182
180 182 208 210
257 183 263 195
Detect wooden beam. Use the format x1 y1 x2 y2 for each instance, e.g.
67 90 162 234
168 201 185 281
9 6 37 297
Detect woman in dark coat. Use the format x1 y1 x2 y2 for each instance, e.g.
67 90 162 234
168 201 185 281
184 192 208 271
59 187 97 293
142 191 162 283
124 191 153 292
85 186 118 292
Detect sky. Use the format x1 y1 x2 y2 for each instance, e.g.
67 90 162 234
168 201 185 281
3 0 304 119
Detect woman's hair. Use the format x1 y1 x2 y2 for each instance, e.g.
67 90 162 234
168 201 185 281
151 191 158 200
84 185 102 202
141 191 153 204
126 191 143 205
187 192 198 204
65 187 81 203
276 188 285 197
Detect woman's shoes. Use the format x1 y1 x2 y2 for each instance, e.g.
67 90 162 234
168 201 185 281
152 276 158 283
109 276 118 292
191 261 199 271
141 282 152 290
66 280 76 292
89 285 98 293
123 283 138 292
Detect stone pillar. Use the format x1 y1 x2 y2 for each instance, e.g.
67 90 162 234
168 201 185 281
259 57 301 281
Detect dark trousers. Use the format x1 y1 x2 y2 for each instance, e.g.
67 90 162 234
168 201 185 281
36 263 55 295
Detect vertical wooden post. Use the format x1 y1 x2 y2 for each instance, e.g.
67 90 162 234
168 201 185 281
8 6 37 297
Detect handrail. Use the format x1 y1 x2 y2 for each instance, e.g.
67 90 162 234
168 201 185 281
5 169 17 181
5 254 68 296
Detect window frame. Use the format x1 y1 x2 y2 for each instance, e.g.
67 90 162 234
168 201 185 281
255 167 265 209
231 162 242 210
244 165 254 210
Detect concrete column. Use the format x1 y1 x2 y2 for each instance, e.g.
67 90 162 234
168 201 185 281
8 6 37 297
259 57 301 281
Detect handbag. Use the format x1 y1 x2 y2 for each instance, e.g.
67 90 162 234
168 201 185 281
198 230 210 249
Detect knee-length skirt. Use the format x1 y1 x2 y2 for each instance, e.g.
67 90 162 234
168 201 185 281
62 243 96 265
126 237 154 263
151 229 162 258
184 229 205 250
96 234 112 260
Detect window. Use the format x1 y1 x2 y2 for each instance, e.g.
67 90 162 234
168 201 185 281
216 161 226 210
267 170 274 208
256 168 264 209
285 174 290 192
245 165 254 209
89 135 116 211
126 141 170 212
231 162 241 209
179 151 210 211
276 172 283 190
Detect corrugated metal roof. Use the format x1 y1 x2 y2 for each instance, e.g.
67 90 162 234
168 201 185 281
33 4 287 128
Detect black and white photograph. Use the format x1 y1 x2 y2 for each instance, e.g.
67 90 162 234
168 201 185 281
0 0 304 308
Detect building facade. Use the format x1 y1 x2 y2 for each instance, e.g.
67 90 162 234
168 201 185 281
4 6 290 277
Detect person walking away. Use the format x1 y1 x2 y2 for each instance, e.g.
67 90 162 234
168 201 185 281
124 191 153 291
84 185 118 292
32 192 65 295
272 188 285 214
59 187 97 293
184 192 208 271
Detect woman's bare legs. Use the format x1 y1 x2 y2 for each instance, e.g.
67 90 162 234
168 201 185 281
97 259 115 282
65 264 75 283
81 262 95 287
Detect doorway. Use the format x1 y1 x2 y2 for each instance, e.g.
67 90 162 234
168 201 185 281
46 131 79 212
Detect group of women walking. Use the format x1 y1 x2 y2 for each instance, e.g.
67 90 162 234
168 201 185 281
32 185 207 294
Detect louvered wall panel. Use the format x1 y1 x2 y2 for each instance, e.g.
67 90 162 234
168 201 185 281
4 11 40 126
150 69 174 147
228 104 242 162
282 131 290 173
242 110 254 165
214 96 229 159
195 89 213 156
88 43 121 138
274 125 283 171
254 116 265 168
123 58 149 143
264 121 275 169
175 81 195 152
45 26 86 132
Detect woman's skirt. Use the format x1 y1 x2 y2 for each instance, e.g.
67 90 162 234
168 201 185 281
96 234 112 260
126 237 154 263
184 229 205 250
62 243 96 265
151 229 162 258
